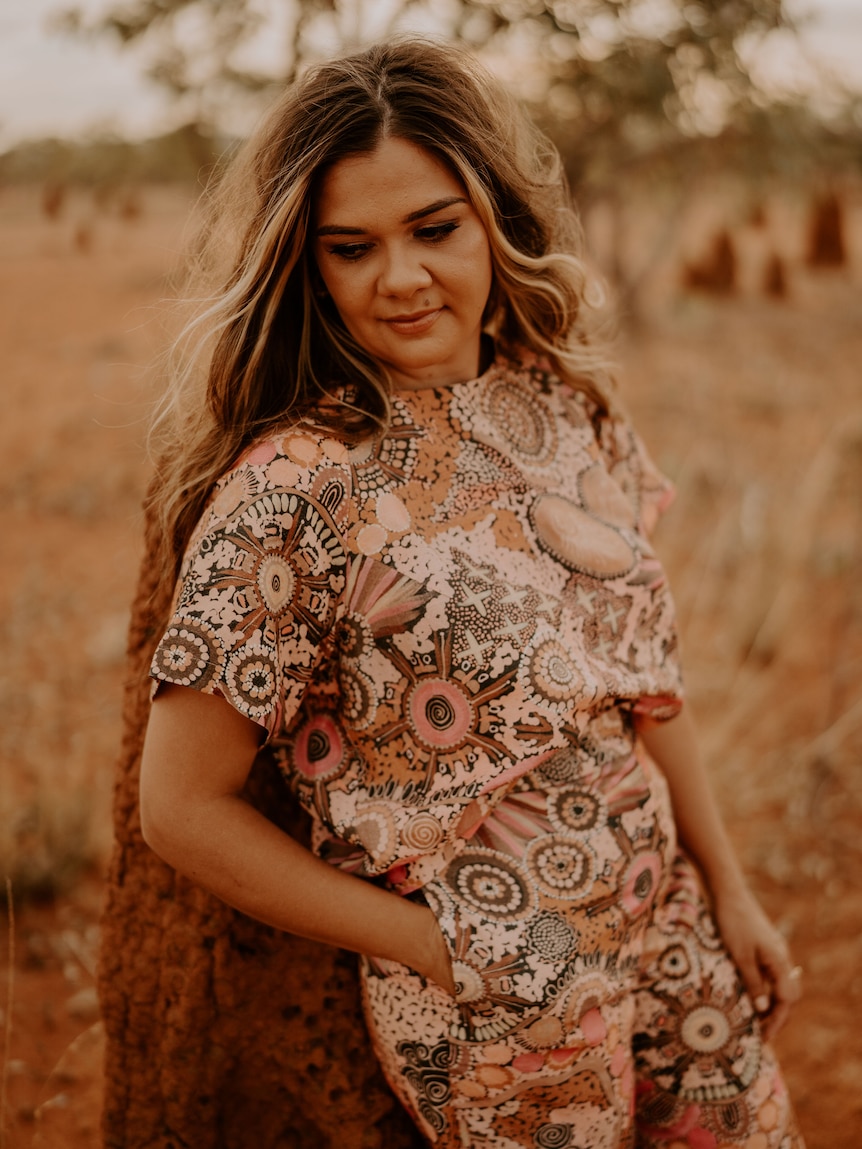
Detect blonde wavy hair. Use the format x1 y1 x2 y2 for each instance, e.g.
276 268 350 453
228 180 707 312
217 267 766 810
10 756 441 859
148 36 616 601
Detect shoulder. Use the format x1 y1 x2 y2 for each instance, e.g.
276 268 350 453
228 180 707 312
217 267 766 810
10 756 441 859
195 429 355 536
593 412 675 538
176 428 359 593
494 344 596 413
489 345 605 449
498 345 674 536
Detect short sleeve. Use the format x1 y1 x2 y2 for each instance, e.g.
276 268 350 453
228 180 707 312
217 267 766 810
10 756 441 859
596 414 675 539
150 473 349 741
595 412 683 721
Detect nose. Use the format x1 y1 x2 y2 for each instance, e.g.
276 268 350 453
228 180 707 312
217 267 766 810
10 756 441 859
377 242 433 298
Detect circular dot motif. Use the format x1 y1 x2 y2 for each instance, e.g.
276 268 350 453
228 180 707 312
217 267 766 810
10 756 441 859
445 851 534 921
527 836 596 901
549 787 605 836
152 618 222 691
680 1006 731 1054
256 554 295 613
406 678 475 751
526 912 579 962
226 645 278 719
293 713 347 782
529 639 582 703
484 379 557 465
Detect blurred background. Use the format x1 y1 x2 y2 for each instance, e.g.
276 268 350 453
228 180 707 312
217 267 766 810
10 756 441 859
0 1 860 1145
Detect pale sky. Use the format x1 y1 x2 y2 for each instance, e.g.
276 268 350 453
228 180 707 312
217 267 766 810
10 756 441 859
0 0 859 150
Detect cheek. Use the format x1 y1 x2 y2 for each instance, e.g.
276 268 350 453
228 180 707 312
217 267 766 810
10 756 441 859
319 267 370 324
464 228 493 289
456 238 493 309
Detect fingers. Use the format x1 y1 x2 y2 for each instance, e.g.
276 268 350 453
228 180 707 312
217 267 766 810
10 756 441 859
778 962 804 1005
755 946 803 1040
730 937 770 1016
729 938 781 1038
761 997 791 1041
760 967 801 1040
713 891 801 1040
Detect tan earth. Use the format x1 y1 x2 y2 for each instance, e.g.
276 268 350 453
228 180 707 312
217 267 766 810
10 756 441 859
0 179 860 1147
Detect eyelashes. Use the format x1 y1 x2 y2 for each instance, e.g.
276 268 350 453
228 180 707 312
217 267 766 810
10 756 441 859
327 220 461 262
329 242 373 261
416 220 460 243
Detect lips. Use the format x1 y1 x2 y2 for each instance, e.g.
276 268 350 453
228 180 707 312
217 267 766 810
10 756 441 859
382 308 442 335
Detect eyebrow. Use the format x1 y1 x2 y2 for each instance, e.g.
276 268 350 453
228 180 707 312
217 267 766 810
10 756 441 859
316 196 467 237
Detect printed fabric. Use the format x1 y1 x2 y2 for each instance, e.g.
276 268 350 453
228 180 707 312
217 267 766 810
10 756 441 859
151 348 681 893
150 348 804 1147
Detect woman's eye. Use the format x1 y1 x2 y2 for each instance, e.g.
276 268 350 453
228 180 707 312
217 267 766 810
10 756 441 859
330 242 373 261
416 221 460 243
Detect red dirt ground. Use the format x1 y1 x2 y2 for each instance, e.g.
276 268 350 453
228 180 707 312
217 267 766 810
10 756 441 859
1 181 860 1146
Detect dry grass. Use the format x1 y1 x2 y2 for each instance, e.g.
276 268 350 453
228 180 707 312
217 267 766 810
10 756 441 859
0 184 194 901
1 174 859 900
0 172 860 1143
1 878 14 1149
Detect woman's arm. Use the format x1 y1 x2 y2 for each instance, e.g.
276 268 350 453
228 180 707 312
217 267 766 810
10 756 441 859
139 683 456 993
635 705 801 1039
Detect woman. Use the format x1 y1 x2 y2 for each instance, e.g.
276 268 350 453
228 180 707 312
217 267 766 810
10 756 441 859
137 37 803 1147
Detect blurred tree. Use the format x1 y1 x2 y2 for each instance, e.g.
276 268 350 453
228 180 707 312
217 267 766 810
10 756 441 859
53 0 419 132
54 0 810 307
55 0 795 162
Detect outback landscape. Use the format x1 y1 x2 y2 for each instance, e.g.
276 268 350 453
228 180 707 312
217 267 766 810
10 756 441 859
0 170 860 1147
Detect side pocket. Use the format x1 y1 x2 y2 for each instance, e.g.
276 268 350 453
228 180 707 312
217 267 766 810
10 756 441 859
358 887 460 1143
419 876 540 1045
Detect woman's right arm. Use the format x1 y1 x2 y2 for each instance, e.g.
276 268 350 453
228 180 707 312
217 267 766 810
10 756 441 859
139 682 455 993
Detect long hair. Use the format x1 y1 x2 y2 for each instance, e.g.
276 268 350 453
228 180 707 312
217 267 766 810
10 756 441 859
147 37 616 606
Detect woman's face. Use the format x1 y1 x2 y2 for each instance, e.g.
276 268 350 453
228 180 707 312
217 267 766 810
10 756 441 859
313 136 493 391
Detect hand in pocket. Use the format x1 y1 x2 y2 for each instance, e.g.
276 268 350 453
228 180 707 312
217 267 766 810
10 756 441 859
422 907 457 996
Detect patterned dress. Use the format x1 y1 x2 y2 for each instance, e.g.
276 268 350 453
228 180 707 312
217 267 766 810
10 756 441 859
151 349 804 1148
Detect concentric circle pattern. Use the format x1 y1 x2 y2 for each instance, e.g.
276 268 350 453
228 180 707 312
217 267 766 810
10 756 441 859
151 618 223 691
483 378 558 465
445 850 535 921
526 835 596 901
680 1006 732 1054
226 644 279 719
406 678 475 751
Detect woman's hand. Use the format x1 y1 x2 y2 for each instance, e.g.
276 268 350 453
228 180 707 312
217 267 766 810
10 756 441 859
419 907 457 996
635 708 802 1040
141 684 460 978
711 883 802 1041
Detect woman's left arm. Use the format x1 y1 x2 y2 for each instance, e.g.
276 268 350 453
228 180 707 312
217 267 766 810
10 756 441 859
635 705 801 1039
